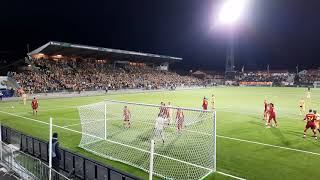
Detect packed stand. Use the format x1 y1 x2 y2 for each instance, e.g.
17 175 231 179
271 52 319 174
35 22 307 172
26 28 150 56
11 59 203 93
238 71 295 86
296 70 320 85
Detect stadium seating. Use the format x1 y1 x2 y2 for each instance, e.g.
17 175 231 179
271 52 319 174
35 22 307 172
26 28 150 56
11 59 203 93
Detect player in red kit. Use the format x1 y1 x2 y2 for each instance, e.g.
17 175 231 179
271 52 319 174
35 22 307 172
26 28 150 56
303 109 317 139
163 105 170 126
176 108 184 133
31 97 38 116
159 102 166 118
266 103 278 128
202 97 208 110
123 106 131 128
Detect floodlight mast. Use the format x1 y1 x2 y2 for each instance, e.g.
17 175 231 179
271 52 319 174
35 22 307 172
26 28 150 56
217 0 249 79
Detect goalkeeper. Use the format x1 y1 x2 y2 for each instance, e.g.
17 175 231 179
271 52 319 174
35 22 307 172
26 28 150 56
155 114 165 143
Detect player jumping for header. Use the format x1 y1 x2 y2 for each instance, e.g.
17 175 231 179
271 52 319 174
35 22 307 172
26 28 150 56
303 109 317 140
123 106 131 128
31 97 38 116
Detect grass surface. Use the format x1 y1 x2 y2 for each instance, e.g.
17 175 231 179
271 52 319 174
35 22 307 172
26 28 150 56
0 87 320 180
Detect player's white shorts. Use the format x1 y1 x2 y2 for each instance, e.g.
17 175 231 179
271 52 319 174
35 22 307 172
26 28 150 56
155 129 165 139
165 118 171 124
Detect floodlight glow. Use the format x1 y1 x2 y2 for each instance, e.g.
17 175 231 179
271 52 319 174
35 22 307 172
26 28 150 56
218 0 249 25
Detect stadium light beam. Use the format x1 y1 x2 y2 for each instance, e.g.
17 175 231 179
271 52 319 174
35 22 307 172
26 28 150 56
218 0 249 25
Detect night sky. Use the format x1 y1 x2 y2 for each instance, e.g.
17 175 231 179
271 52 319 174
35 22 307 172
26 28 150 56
1 0 320 71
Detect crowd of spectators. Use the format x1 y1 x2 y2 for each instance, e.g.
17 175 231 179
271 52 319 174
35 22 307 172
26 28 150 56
238 70 320 86
237 71 295 86
11 59 203 93
10 58 320 93
295 70 320 85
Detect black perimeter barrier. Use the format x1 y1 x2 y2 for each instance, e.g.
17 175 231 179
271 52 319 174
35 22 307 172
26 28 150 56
1 125 142 180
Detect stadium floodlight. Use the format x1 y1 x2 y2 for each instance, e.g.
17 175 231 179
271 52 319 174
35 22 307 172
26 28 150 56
218 0 249 25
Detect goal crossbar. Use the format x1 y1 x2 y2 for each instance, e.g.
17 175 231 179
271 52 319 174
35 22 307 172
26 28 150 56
104 99 214 113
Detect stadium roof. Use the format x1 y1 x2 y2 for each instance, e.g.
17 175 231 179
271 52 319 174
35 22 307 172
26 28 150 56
27 41 182 64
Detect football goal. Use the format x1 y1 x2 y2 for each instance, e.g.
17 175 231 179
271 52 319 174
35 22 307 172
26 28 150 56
77 100 216 180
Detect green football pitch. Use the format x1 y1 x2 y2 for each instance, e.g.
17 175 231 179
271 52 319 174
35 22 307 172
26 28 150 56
0 87 320 180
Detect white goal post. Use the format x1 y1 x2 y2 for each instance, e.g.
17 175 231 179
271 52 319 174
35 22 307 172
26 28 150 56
77 100 216 180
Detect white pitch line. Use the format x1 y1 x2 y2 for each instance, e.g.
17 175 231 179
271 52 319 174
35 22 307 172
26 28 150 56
63 122 82 128
217 135 320 156
217 171 246 180
200 170 246 180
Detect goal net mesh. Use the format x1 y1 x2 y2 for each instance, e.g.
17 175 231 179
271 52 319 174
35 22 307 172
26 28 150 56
77 100 216 180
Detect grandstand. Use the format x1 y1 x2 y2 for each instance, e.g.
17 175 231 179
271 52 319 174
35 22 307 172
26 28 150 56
27 41 182 68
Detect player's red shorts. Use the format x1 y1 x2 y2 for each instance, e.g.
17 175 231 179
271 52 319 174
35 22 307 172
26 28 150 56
32 106 38 110
269 113 275 119
306 121 316 129
268 114 276 123
203 105 208 110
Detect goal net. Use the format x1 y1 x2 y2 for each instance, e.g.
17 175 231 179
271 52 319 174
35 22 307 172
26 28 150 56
77 100 216 180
